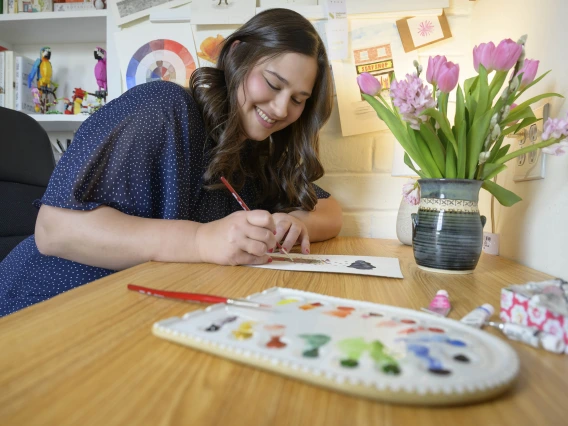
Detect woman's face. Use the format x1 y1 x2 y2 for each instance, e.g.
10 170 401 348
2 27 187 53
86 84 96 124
237 52 318 141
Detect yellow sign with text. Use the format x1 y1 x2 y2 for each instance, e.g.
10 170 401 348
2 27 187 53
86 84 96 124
356 60 393 74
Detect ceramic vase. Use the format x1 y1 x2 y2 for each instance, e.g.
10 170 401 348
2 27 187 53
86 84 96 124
411 179 486 274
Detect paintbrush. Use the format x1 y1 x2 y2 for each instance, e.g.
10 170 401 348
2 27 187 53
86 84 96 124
127 284 271 309
220 176 294 262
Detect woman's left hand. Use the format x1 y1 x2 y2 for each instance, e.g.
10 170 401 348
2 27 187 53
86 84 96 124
272 213 310 255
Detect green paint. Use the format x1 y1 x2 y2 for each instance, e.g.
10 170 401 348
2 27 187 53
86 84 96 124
369 340 401 375
337 338 368 368
299 334 331 358
340 359 359 368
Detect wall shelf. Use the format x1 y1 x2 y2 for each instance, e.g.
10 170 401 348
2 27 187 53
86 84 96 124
30 114 88 132
0 10 107 45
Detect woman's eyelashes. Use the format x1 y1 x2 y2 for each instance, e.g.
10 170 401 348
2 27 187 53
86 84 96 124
264 77 303 105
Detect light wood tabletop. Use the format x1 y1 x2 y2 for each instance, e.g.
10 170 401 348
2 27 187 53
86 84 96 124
0 237 566 426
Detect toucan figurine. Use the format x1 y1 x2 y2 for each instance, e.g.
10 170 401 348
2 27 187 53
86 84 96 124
94 47 107 92
28 47 52 89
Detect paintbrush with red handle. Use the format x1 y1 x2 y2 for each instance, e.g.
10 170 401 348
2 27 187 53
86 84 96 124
220 176 294 262
127 284 270 309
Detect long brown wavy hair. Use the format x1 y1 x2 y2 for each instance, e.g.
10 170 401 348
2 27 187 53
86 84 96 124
188 8 333 212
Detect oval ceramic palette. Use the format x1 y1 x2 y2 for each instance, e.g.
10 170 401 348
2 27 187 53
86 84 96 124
152 287 519 405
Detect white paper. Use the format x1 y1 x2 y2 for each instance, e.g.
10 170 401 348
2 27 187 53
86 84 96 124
114 21 198 90
333 19 417 137
190 0 256 25
407 15 445 47
248 253 403 279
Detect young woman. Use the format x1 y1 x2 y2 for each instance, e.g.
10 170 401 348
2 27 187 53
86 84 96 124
0 8 342 316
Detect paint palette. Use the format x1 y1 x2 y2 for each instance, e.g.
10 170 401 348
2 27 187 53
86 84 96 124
153 288 519 405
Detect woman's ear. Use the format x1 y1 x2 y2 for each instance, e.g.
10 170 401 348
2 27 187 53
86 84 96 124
231 40 241 50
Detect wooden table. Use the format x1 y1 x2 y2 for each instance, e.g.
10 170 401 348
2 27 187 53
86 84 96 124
0 238 566 426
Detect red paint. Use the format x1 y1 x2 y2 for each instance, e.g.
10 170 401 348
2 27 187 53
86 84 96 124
400 319 417 324
266 336 287 348
428 327 445 333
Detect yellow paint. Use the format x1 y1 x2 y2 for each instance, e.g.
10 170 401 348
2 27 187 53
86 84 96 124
232 321 255 340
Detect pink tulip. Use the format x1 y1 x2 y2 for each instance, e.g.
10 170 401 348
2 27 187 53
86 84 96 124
492 39 522 71
357 72 382 96
426 55 447 85
516 59 539 89
473 42 495 73
437 61 460 93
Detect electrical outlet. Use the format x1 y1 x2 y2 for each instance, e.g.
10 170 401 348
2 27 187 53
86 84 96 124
512 103 549 182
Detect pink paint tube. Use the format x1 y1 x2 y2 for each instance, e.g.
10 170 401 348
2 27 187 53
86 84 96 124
421 290 451 317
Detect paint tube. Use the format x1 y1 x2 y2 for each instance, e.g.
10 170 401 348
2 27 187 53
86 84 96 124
485 321 566 354
460 304 495 328
421 290 451 317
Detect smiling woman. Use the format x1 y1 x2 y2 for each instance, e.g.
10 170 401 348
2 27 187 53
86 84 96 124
0 8 342 317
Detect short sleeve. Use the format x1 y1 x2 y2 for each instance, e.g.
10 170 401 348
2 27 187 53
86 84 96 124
313 182 331 200
37 81 204 220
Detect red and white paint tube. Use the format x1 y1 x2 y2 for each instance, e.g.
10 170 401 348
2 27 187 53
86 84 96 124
421 290 451 317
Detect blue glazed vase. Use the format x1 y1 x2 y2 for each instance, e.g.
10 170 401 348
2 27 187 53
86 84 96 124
411 179 486 274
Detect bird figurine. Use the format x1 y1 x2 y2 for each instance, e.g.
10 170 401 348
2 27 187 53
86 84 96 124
94 0 105 10
94 47 107 93
28 47 52 89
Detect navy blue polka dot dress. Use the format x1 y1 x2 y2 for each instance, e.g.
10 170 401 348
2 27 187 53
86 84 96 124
0 80 330 317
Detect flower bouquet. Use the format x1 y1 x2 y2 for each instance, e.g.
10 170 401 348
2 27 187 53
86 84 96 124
357 35 566 207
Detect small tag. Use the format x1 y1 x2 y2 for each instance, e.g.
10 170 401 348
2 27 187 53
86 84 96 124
482 232 500 256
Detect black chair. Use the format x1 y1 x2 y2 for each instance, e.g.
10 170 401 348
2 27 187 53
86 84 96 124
0 107 55 261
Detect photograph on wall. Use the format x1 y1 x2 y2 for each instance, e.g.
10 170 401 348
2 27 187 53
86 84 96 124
190 0 256 25
192 25 240 68
333 19 417 137
110 0 190 26
114 21 198 90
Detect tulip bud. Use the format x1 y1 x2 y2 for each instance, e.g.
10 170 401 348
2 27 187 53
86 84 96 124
357 72 382 96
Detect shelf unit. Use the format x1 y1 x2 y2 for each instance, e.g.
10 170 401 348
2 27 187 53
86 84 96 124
0 9 119 133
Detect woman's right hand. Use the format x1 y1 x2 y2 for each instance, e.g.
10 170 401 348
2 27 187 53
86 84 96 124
195 210 277 265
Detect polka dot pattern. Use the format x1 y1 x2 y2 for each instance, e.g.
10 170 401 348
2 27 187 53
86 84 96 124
0 80 330 317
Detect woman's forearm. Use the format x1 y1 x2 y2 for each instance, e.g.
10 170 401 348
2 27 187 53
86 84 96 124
289 196 343 242
35 205 203 270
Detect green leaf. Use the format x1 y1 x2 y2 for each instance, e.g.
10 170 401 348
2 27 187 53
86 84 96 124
488 71 508 103
475 64 489 123
445 144 457 178
457 121 467 178
438 92 449 118
482 180 522 206
495 144 511 159
454 85 465 143
513 70 551 100
414 130 444 178
503 106 536 127
501 117 539 137
419 124 446 174
421 108 457 153
404 152 426 178
467 110 492 179
507 93 564 122
480 162 507 180
488 136 505 163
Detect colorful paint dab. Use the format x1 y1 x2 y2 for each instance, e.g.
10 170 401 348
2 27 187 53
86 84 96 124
369 340 401 375
325 306 355 318
453 354 470 363
347 260 376 270
277 298 301 306
362 312 384 319
265 324 287 349
205 316 237 332
232 321 255 340
337 337 368 368
406 344 451 375
299 302 324 311
299 334 331 358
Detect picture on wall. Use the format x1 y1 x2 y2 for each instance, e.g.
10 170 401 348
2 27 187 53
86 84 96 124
110 0 190 26
333 19 417 137
114 21 198 90
192 25 240 67
190 0 256 25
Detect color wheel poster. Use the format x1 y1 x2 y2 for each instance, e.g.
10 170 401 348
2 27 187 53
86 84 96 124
114 21 198 91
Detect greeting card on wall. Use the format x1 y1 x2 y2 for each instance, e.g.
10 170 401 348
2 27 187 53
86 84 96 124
333 19 417 137
192 25 240 68
396 11 452 53
190 0 255 25
110 0 190 26
114 21 198 91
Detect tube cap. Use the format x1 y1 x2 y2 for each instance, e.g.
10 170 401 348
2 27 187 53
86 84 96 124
540 333 566 354
480 303 495 316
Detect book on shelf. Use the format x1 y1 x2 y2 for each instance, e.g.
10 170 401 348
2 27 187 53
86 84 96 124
15 55 36 113
3 51 14 109
17 0 52 13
